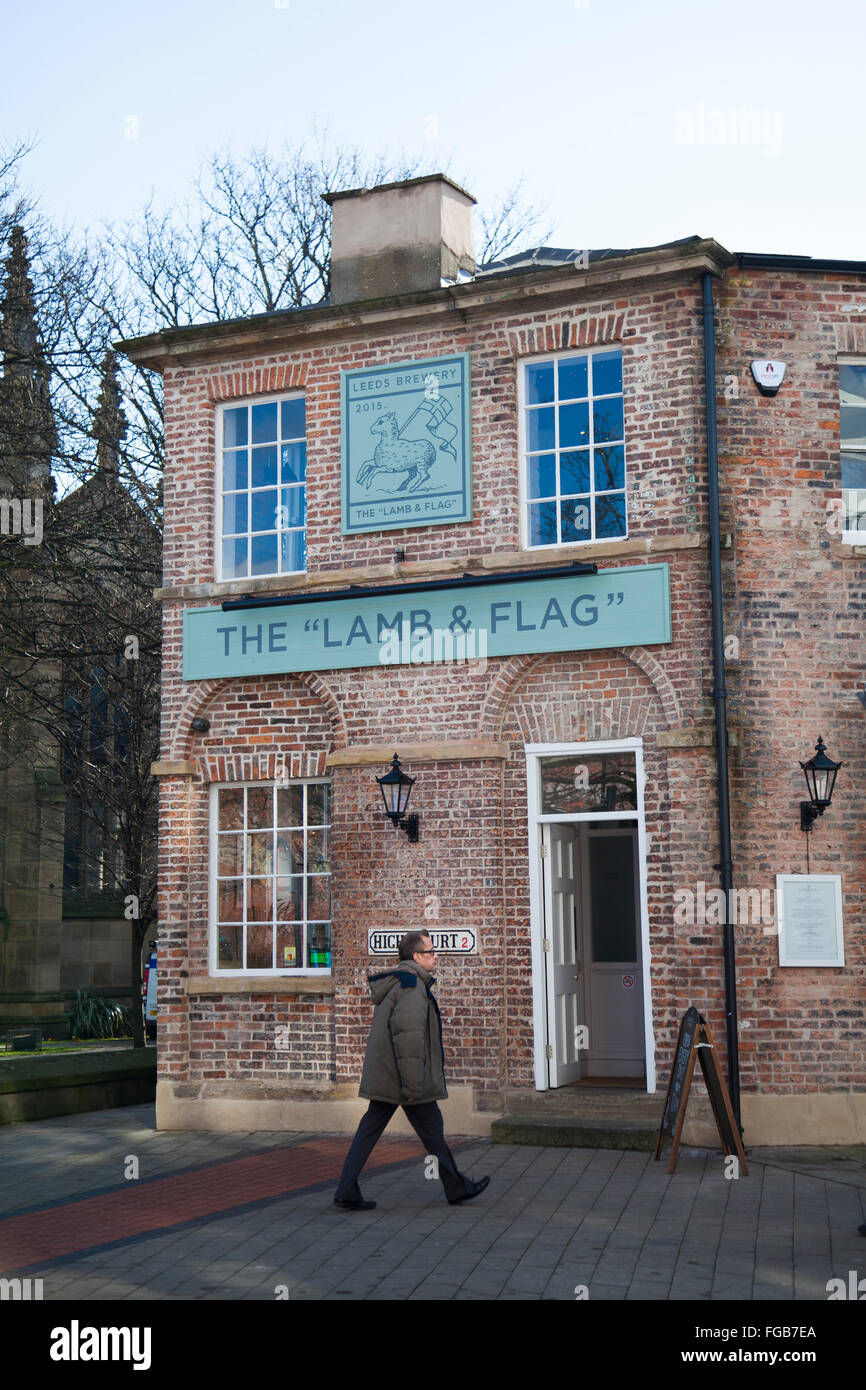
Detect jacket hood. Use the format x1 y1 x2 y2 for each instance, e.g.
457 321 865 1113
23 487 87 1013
368 958 431 1004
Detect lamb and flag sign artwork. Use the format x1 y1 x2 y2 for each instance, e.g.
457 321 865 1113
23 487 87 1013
341 353 472 533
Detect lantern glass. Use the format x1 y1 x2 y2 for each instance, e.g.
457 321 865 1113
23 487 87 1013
800 736 841 809
376 754 415 821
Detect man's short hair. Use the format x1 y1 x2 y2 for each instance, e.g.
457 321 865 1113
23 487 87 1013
398 930 431 961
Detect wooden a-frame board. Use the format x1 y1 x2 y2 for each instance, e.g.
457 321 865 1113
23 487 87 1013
654 1007 749 1175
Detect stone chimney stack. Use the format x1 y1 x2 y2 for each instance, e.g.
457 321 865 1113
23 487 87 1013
324 174 476 306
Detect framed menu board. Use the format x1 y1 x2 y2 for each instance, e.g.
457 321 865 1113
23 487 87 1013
775 874 844 967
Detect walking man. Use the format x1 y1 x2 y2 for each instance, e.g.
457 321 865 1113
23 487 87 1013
333 930 490 1211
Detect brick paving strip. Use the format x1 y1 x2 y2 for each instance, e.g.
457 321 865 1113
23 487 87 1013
0 1136 422 1273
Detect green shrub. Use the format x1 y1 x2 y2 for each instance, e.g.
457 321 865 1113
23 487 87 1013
70 990 133 1040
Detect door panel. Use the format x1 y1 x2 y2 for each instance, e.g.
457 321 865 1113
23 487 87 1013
581 826 645 1077
542 823 584 1086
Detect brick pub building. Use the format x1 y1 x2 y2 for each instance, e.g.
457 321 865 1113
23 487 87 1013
121 176 865 1146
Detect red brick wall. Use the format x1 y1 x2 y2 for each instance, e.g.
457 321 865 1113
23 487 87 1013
717 271 866 1092
153 264 865 1108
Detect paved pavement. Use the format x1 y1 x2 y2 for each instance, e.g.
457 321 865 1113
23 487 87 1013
1 1103 865 1302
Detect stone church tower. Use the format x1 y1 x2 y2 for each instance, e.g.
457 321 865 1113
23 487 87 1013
0 228 152 1037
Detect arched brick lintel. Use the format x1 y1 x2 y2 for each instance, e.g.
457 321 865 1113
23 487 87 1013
480 645 683 742
507 311 627 361
207 363 308 403
167 669 347 763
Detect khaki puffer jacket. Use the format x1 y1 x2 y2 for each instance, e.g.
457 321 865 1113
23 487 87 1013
358 958 447 1106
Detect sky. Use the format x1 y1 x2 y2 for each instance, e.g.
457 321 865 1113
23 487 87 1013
2 0 865 264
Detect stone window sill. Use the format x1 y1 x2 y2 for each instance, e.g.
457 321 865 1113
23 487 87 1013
186 976 334 995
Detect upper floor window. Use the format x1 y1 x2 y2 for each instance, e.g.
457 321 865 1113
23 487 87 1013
212 780 331 974
521 348 626 549
218 394 306 579
840 362 866 543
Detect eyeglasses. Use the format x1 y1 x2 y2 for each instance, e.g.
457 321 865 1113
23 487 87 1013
416 948 437 956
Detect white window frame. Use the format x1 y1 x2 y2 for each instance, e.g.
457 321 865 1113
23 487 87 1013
839 356 866 545
209 778 331 976
215 390 306 582
518 345 628 552
524 738 654 1094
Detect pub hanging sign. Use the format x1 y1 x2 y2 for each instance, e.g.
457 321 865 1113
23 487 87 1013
341 353 472 534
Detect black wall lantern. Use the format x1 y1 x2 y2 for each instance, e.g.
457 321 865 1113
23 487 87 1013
799 735 842 831
376 753 419 843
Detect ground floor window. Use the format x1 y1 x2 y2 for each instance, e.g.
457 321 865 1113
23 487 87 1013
211 779 331 973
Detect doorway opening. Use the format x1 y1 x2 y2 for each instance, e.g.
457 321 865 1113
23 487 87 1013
526 740 654 1093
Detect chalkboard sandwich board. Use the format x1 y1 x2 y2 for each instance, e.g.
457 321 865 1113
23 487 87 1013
654 1008 749 1175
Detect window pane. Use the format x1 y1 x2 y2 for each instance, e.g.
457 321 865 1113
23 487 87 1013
527 407 555 452
251 490 278 531
592 350 623 396
594 397 624 443
526 362 555 404
251 445 278 488
841 452 866 488
307 828 330 873
590 835 636 962
218 879 244 921
247 878 273 922
223 407 248 448
529 500 558 546
277 786 304 827
528 453 556 499
218 925 242 966
251 533 279 576
247 923 273 970
277 921 302 968
843 489 866 529
308 923 331 969
560 450 590 495
281 442 306 484
223 449 247 491
594 444 625 491
560 498 591 542
218 787 244 831
222 538 247 578
559 401 590 449
558 356 587 401
307 783 330 825
595 492 627 539
308 875 331 920
275 829 304 875
280 486 305 528
251 402 278 444
839 364 866 405
541 753 637 813
840 406 866 448
247 786 272 829
276 876 304 921
281 530 305 572
218 834 244 876
281 397 306 439
247 831 274 876
222 493 248 536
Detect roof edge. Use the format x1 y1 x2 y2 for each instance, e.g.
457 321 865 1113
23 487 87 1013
116 237 734 372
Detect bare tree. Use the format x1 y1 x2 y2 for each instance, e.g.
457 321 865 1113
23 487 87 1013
1 135 551 1042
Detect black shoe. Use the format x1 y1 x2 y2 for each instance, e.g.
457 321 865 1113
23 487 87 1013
448 1176 490 1206
333 1196 376 1211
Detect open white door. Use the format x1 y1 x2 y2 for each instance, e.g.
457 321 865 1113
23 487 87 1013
542 823 584 1086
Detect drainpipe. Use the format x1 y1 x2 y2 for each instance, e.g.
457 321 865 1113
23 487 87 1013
702 270 741 1132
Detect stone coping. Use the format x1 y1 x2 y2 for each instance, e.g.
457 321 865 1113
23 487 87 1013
0 1047 156 1094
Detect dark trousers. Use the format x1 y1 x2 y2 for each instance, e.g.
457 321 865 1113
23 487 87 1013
335 1099 469 1203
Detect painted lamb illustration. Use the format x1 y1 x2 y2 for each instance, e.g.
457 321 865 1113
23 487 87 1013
357 412 437 493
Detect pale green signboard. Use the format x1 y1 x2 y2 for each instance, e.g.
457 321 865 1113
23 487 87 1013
341 353 472 533
182 564 670 680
